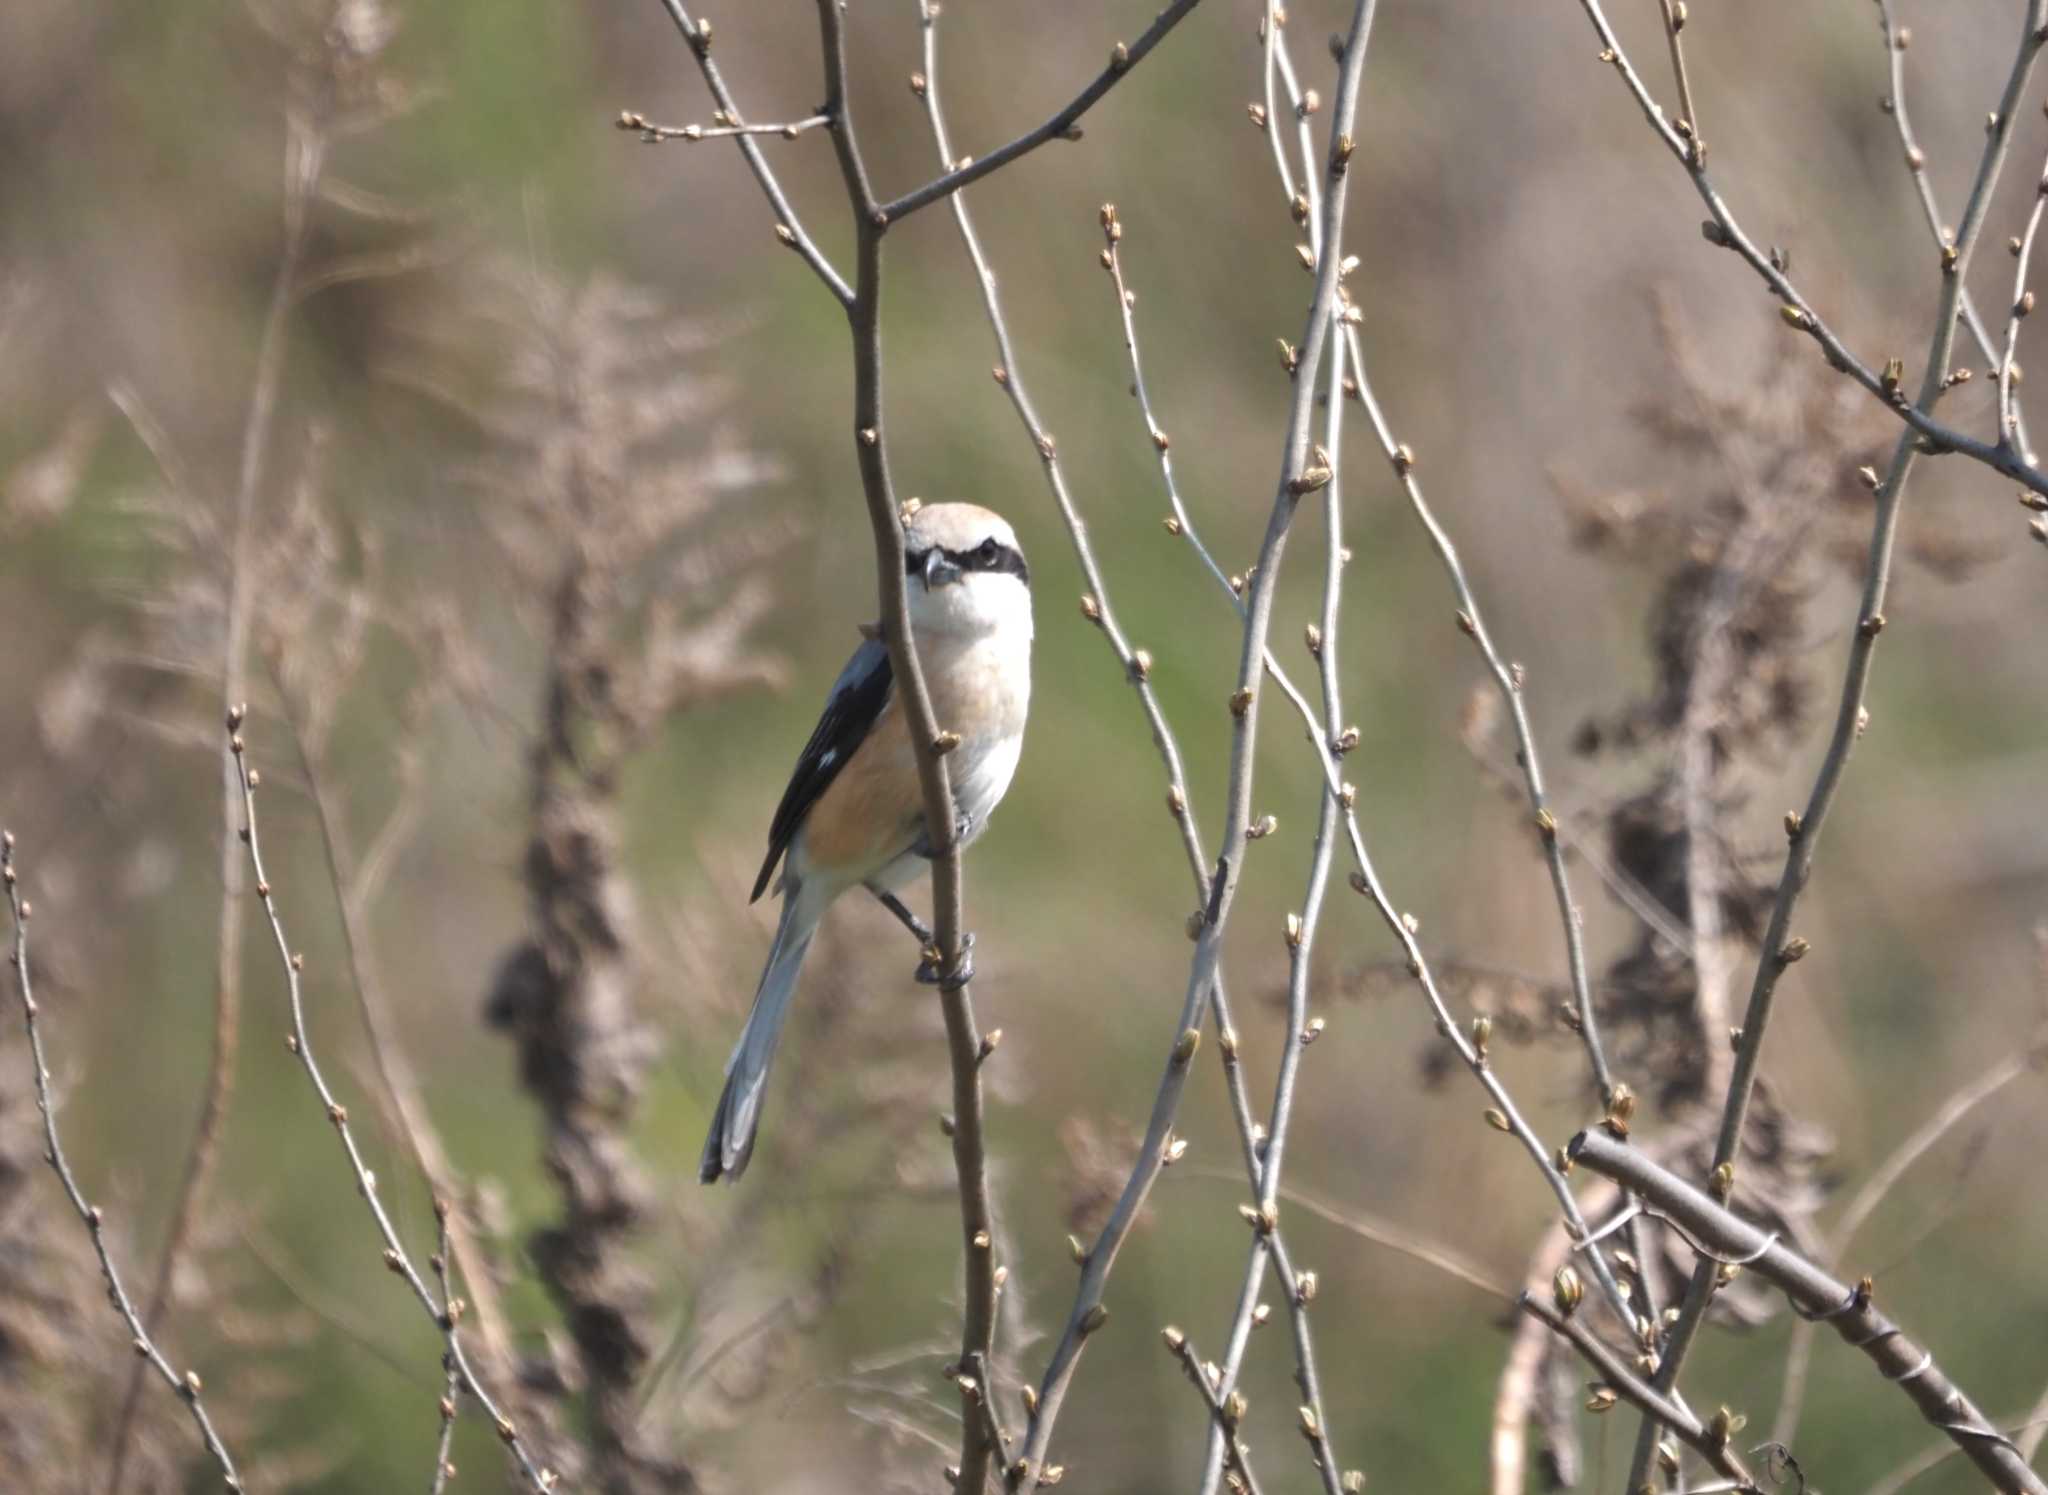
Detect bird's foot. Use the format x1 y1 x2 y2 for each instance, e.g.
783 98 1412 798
915 931 976 990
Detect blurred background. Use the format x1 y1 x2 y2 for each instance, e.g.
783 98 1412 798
1 0 2045 1490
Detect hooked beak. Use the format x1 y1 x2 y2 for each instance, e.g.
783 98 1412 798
921 548 963 591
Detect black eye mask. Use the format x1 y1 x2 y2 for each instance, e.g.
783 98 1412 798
905 539 1030 586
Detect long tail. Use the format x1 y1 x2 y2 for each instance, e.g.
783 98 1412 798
700 890 818 1183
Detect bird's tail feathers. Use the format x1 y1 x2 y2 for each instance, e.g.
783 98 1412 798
699 890 818 1183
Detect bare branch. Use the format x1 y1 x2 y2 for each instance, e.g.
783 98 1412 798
1571 1128 2048 1495
1875 0 2034 460
227 716 560 1492
1 834 244 1489
651 0 854 305
1771 1039 2043 1448
1163 1326 1265 1495
1568 0 2048 497
877 0 1208 224
614 109 829 144
1520 1293 1759 1493
1622 7 2048 1473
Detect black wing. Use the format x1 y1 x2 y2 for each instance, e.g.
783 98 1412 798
750 636 895 902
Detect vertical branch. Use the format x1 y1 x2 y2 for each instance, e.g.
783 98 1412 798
106 102 329 1495
2 834 244 1490
1007 4 1379 1483
806 3 994 1486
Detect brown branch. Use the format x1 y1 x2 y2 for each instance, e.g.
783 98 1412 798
3 834 244 1488
803 4 996 1486
1571 1128 2048 1495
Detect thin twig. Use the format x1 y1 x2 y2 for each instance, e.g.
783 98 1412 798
908 13 1354 1484
1112 8 1633 1350
2000 159 2048 451
652 0 853 305
1656 0 1702 147
877 0 1208 224
276 675 526 1406
1875 0 2034 460
1568 0 2048 498
914 6 1205 896
428 1209 463 1495
1572 1128 2048 1495
2 833 244 1489
615 110 829 144
1619 8 2048 1474
1195 30 1358 1482
1165 1327 1266 1495
1520 1293 1758 1493
226 713 559 1491
1235 1174 1514 1301
1006 8 1378 1484
1253 7 1618 1109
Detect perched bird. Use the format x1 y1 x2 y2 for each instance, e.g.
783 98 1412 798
700 502 1033 1182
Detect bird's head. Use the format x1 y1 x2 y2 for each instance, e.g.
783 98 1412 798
902 502 1032 641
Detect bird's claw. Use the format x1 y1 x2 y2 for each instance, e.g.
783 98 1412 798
915 931 976 989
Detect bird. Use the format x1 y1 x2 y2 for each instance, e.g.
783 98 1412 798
699 502 1033 1183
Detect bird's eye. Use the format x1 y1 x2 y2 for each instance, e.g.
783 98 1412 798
976 538 999 564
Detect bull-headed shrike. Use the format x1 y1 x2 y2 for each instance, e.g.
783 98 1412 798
700 502 1032 1182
